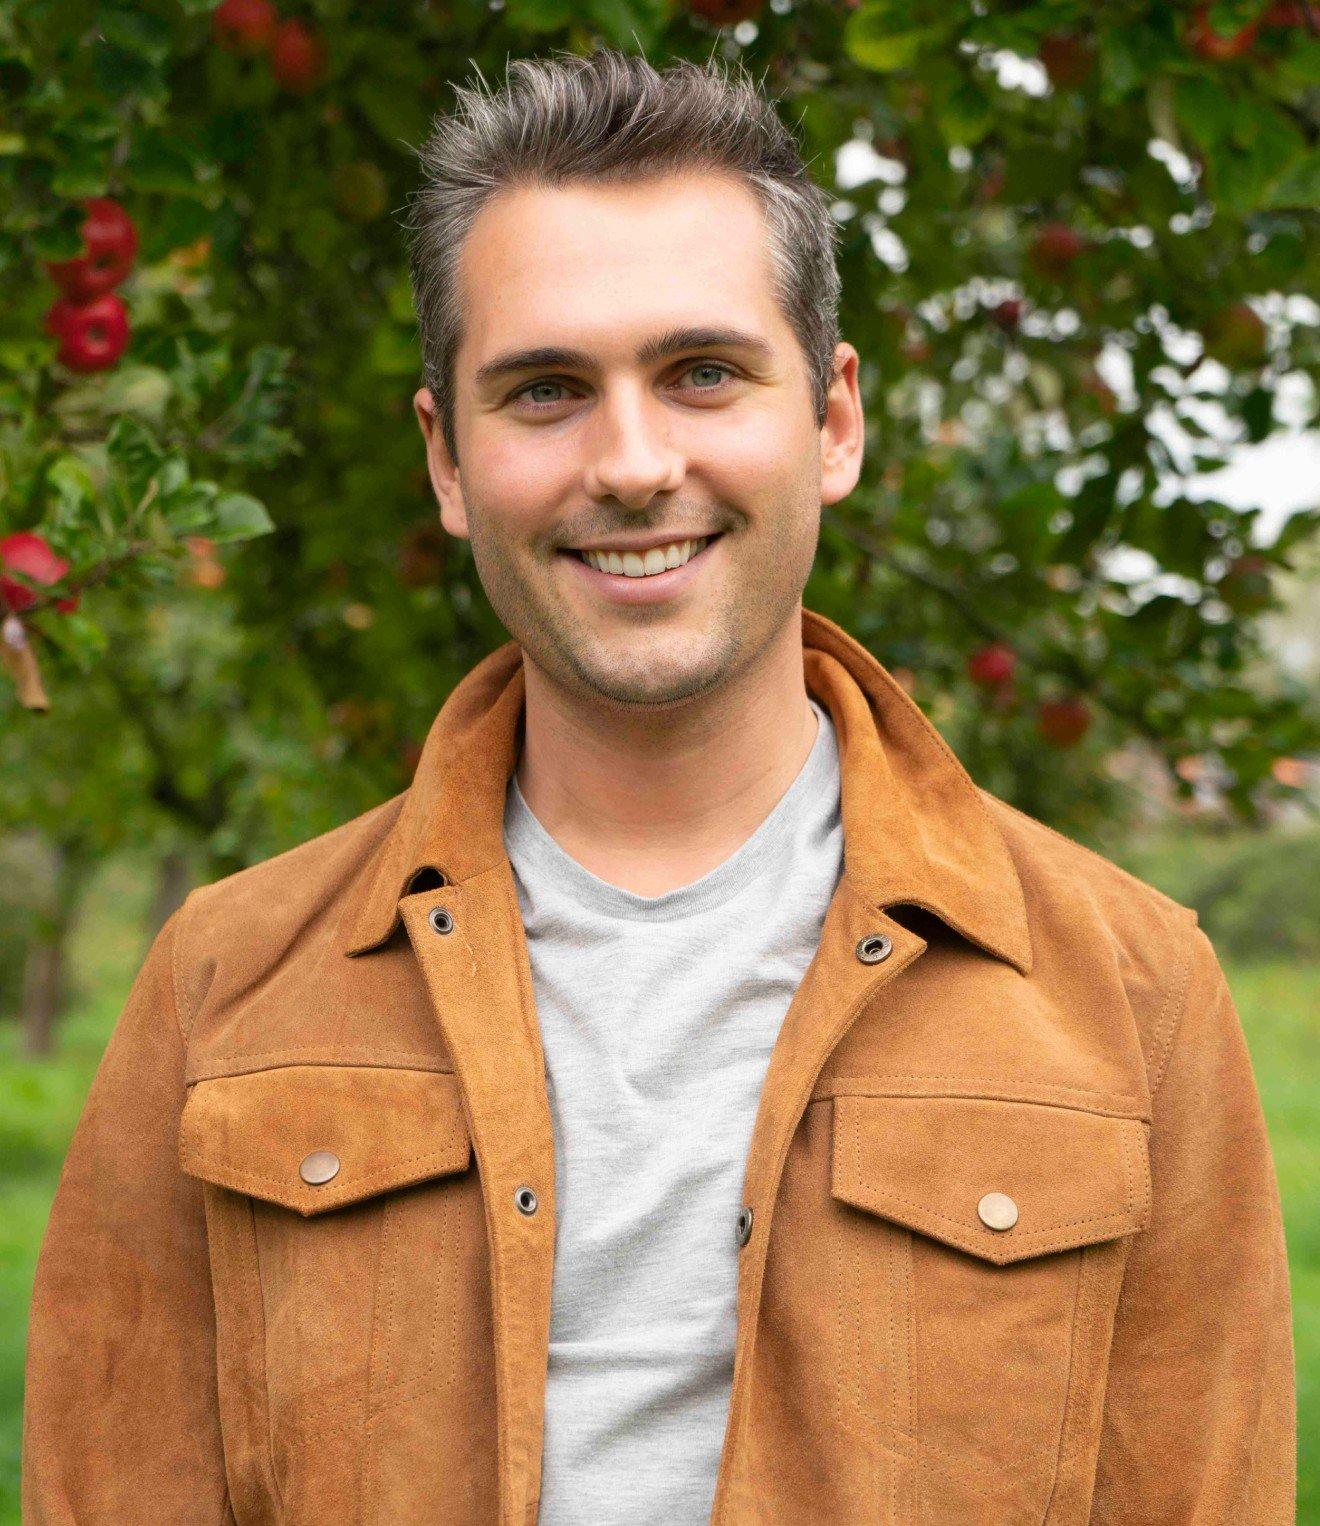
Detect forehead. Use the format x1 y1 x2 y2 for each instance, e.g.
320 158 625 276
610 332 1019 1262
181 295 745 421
454 172 789 369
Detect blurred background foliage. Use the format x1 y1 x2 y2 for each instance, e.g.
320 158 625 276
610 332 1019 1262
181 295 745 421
3 0 1318 895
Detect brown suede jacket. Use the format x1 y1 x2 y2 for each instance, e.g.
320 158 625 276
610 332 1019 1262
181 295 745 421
23 606 1295 1523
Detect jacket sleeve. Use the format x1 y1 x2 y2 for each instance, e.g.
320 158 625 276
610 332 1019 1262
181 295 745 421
22 899 233 1523
1089 918 1296 1522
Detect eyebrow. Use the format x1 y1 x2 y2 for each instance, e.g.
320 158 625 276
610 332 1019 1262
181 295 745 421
473 325 776 390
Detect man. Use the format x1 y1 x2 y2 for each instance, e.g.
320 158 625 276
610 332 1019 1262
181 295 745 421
23 48 1294 1525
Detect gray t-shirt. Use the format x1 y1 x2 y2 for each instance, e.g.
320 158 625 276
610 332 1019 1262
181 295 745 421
502 697 843 1525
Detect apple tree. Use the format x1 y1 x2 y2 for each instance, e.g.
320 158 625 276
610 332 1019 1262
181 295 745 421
2 0 1318 874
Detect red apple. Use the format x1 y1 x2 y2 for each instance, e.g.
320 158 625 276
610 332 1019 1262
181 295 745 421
45 197 138 301
211 0 277 54
1037 696 1092 747
991 298 1023 333
968 642 1017 688
0 531 72 613
1186 5 1261 58
44 297 83 338
53 292 129 372
1039 31 1096 88
1201 301 1269 368
688 0 765 20
1028 223 1086 279
270 19 327 94
975 164 1007 204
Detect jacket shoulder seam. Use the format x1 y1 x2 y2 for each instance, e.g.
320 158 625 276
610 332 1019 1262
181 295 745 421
166 894 196 1049
1147 912 1203 1107
984 793 1196 921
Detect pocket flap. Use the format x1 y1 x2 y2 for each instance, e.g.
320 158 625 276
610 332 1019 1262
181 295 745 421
179 1064 472 1217
830 1094 1150 1265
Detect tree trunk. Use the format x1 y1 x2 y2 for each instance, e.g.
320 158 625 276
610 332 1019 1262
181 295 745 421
21 933 63 1057
21 841 85 1057
147 846 194 945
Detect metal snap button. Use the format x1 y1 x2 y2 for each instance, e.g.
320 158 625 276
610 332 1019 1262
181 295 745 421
514 1185 538 1215
855 933 893 964
299 1149 340 1186
429 906 454 935
736 1205 754 1247
977 1191 1018 1231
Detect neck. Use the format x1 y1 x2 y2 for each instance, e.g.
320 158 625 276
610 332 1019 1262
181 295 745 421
513 616 819 897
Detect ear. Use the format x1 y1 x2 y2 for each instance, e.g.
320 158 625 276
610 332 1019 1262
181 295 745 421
820 343 864 509
414 387 469 540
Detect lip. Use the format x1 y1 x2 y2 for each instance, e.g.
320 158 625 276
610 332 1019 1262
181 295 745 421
559 534 722 605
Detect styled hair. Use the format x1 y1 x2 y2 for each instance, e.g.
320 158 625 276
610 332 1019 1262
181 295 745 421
403 47 843 466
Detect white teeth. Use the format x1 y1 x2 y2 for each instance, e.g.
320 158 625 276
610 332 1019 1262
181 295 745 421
582 537 708 577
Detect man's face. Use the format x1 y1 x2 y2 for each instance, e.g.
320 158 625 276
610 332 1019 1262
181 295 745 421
415 171 862 711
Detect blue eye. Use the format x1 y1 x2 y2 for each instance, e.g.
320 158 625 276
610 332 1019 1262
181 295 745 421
510 361 737 411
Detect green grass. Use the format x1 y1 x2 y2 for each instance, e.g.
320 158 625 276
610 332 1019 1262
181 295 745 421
0 865 1316 1521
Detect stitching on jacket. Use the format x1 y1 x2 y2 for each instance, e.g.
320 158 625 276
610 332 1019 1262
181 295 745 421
361 1205 390 1524
833 1398 1016 1508
849 1187 1142 1245
832 1173 847 1438
182 1141 468 1199
187 1049 456 1076
167 902 188 1049
367 1190 457 1413
1042 1243 1091 1516
822 1075 1148 1117
988 795 1193 921
241 1195 284 1517
902 1230 917 1437
814 624 1027 883
1147 916 1200 1104
886 1208 898 1439
851 1117 862 1421
373 1199 402 1396
840 1106 1077 1479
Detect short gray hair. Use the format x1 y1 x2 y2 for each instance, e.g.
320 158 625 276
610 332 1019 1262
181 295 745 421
404 47 843 467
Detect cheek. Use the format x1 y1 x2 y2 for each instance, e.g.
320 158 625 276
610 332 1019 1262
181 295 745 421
699 402 817 487
464 460 566 550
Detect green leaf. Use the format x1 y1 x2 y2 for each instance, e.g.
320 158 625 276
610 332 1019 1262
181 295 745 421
210 492 275 542
34 610 108 673
97 6 172 66
92 38 166 100
1261 149 1320 211
45 455 96 514
125 129 211 197
505 0 578 32
583 0 668 54
845 14 939 73
351 78 433 156
1271 508 1320 558
50 139 110 199
935 79 992 147
105 416 166 504
369 323 421 378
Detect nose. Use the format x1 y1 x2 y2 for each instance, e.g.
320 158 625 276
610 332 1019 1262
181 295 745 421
582 381 685 507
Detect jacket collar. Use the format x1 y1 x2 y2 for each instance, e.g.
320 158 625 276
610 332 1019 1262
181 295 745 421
344 606 1032 974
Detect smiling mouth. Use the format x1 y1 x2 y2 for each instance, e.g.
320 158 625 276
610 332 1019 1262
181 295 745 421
559 533 723 578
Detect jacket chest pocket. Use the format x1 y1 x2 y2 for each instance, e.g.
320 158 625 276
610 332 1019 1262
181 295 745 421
179 1064 478 1522
828 1093 1150 1523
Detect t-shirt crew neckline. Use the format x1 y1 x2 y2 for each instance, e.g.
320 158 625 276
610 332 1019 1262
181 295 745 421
504 697 837 924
